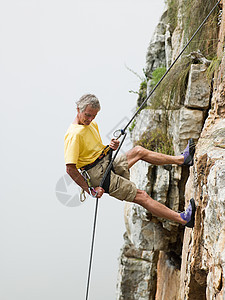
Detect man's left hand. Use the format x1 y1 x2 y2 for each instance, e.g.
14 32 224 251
109 138 120 150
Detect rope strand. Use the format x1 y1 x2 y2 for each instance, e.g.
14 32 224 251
85 134 127 300
85 198 99 300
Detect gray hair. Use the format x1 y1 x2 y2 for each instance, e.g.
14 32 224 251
76 94 101 112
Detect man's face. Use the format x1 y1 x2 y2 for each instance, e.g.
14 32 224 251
77 105 99 125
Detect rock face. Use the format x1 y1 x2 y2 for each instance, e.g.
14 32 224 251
116 1 225 299
185 64 211 109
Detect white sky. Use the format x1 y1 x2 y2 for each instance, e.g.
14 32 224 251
0 0 165 299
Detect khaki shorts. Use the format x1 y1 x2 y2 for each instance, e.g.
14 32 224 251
87 154 137 202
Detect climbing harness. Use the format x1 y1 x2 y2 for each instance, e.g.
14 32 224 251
85 1 222 299
80 146 111 202
81 146 110 172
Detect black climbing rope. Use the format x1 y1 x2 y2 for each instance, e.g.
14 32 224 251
85 196 99 300
85 1 221 299
85 133 127 300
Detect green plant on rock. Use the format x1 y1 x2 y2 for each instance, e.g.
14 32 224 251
137 80 148 108
149 58 192 111
166 0 179 32
183 0 220 59
150 66 167 89
135 127 174 155
143 59 192 153
207 56 222 81
129 119 137 133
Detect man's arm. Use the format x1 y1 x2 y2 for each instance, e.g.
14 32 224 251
66 164 105 198
66 164 89 193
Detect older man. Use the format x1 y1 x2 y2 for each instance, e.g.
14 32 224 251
64 94 196 228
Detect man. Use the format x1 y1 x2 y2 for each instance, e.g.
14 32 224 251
64 94 196 228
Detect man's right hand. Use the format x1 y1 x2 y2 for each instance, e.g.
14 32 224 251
66 164 105 198
94 187 105 198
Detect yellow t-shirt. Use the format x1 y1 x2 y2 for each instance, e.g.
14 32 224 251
64 120 106 169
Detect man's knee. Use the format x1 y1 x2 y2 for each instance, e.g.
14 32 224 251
133 145 145 158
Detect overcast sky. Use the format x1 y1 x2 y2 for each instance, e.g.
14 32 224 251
0 0 165 299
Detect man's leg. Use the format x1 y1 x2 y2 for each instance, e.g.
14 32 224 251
133 189 187 225
126 145 184 169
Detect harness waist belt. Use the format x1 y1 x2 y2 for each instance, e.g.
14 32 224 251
81 146 110 171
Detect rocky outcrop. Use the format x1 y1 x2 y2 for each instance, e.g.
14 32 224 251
145 12 167 76
185 64 211 109
116 1 225 299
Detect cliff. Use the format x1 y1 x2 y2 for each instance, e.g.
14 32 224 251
116 1 225 299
